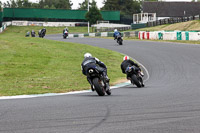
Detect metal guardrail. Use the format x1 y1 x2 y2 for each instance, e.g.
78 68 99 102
146 15 200 27
95 27 131 32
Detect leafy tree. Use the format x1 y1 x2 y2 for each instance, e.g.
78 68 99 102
102 0 140 15
0 1 2 11
10 0 17 8
57 0 72 9
85 0 103 26
142 0 159 1
2 0 73 9
16 0 23 8
22 0 32 8
39 0 73 9
3 0 32 8
78 0 89 10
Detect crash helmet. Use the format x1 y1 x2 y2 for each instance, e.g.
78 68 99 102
114 29 118 32
84 53 92 58
123 56 129 61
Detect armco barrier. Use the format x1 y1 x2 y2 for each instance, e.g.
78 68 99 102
68 31 137 38
163 32 176 40
177 32 182 40
189 32 200 41
146 32 150 40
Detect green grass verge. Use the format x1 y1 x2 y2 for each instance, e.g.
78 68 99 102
4 26 94 35
0 26 125 96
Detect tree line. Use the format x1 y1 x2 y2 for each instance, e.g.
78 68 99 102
1 0 142 13
1 0 72 9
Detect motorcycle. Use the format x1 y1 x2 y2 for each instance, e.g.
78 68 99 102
38 29 46 38
63 30 68 39
87 66 111 96
125 66 144 88
31 31 36 37
117 35 123 45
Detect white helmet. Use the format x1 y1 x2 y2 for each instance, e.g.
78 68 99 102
123 56 129 61
84 53 92 58
114 29 117 32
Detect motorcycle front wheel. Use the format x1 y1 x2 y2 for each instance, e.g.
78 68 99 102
131 74 142 88
93 78 105 96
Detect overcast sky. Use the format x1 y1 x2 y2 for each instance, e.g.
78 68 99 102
1 0 193 9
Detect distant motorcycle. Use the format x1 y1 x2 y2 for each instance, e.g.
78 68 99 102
116 35 123 45
38 29 46 38
63 30 68 39
87 65 111 96
31 30 36 37
125 66 144 88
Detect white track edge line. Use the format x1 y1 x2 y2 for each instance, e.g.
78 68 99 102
0 50 150 100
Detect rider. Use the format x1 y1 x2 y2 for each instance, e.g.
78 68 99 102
63 27 69 37
81 53 110 91
113 29 121 41
41 28 46 34
63 27 69 33
39 28 46 37
120 55 144 86
31 30 36 37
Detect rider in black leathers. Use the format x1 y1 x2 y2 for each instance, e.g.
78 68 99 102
39 28 46 38
121 56 144 86
81 53 109 91
31 30 36 37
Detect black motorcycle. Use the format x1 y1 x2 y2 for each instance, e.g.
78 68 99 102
117 35 123 45
38 29 46 38
125 66 144 88
87 66 111 96
63 30 68 39
31 31 36 37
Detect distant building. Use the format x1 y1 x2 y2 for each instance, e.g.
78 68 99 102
133 13 156 24
142 2 200 20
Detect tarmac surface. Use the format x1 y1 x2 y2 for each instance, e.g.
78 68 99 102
0 35 200 133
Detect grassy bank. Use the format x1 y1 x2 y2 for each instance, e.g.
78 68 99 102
133 20 200 31
0 26 125 96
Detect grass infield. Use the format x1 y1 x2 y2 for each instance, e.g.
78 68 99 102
0 26 126 96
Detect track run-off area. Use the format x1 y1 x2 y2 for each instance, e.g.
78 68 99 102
0 35 200 133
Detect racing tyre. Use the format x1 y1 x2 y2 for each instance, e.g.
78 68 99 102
131 75 142 88
93 78 105 96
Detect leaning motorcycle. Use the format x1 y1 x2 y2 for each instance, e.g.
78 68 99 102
125 66 143 88
117 35 123 45
31 31 36 37
38 30 46 38
63 31 68 39
87 66 111 96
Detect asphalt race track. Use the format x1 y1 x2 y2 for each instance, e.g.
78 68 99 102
1 35 200 133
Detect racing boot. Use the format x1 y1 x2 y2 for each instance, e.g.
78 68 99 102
102 71 110 82
87 77 95 91
140 71 144 77
91 85 95 91
105 75 110 82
